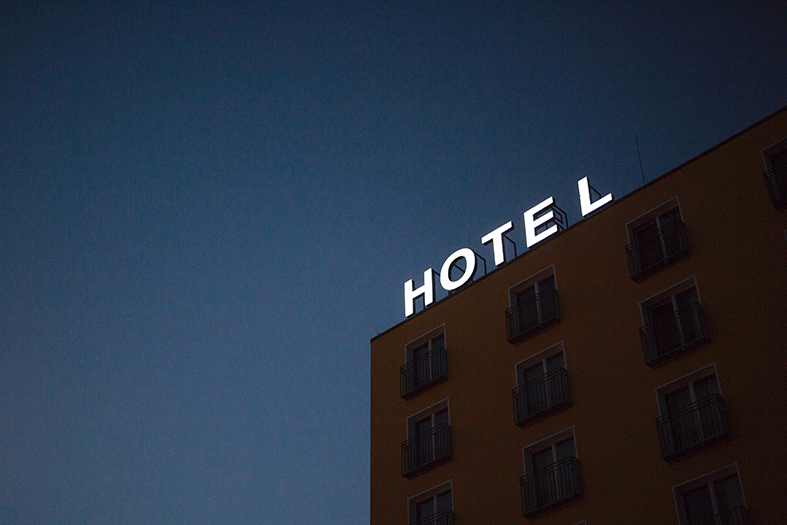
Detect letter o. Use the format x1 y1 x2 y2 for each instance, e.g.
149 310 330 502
440 248 477 291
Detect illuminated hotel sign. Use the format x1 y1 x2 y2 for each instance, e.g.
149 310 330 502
404 177 613 317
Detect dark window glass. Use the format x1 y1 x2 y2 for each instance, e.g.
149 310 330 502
684 485 714 523
416 499 434 523
436 490 452 512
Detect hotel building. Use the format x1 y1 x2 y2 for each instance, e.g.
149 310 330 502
370 106 787 524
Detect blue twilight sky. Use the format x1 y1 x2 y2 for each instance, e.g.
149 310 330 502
1 2 786 524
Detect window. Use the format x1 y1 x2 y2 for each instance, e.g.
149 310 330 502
763 138 787 209
674 466 748 525
401 327 448 399
640 278 710 367
625 199 690 281
656 366 731 461
506 267 559 344
520 428 581 518
408 482 453 525
513 343 571 427
402 399 452 478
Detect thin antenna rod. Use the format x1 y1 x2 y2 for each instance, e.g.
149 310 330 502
635 133 646 186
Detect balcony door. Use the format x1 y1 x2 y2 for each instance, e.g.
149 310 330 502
530 436 575 508
674 288 701 344
415 498 434 524
648 287 699 355
411 342 430 387
415 407 448 466
664 375 719 452
770 147 787 172
522 352 565 416
515 275 556 333
414 489 452 525
411 334 444 388
658 207 683 258
633 207 681 271
682 474 745 525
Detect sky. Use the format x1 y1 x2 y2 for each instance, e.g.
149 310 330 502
1 2 786 524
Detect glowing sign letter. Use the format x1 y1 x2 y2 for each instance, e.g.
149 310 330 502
481 221 514 266
440 248 477 291
524 197 558 248
404 269 435 317
578 177 613 216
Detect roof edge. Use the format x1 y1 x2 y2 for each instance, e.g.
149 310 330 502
370 103 787 343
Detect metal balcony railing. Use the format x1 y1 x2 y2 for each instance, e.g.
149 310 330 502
641 302 710 368
689 506 749 525
520 457 581 518
657 394 731 461
506 288 559 344
512 367 570 427
400 346 448 399
401 423 452 478
626 219 690 281
764 165 787 209
408 509 455 525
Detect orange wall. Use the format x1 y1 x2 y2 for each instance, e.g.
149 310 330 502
371 108 787 524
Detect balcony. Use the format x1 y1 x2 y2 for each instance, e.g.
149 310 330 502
512 367 570 427
400 346 448 399
626 219 690 281
657 394 731 461
409 509 455 525
401 423 452 478
764 165 787 209
520 457 581 518
641 302 710 368
506 288 560 344
689 506 749 525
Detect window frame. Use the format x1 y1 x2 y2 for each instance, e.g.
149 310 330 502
401 325 448 399
520 427 582 518
513 342 571 426
515 341 566 385
672 464 748 525
639 276 710 367
625 197 690 281
528 436 574 474
402 398 452 478
407 480 453 525
625 197 683 242
506 265 560 344
508 264 556 310
655 365 722 413
409 404 449 439
655 365 731 460
405 325 447 364
639 276 701 323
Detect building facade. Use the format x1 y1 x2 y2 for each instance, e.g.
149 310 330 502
370 107 787 524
